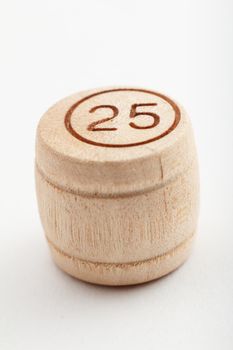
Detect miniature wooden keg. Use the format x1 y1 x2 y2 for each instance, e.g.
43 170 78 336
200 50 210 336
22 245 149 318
35 87 199 285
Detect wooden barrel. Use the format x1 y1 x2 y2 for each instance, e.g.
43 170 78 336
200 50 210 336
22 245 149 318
35 87 199 285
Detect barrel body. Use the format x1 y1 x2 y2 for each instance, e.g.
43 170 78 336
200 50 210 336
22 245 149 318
35 87 199 285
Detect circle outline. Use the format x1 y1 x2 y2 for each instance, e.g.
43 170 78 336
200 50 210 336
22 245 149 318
64 88 181 148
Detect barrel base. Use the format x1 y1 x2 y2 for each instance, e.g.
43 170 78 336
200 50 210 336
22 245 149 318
47 234 195 286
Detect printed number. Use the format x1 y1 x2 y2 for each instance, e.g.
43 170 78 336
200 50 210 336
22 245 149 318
87 105 118 131
129 103 159 129
87 103 159 131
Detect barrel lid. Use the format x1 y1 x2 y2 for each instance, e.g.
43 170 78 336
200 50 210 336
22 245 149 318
36 87 195 197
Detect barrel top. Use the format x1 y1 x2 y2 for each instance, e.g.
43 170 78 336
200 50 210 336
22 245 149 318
36 87 194 196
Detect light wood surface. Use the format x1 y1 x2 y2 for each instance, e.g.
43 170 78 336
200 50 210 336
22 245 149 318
35 87 199 285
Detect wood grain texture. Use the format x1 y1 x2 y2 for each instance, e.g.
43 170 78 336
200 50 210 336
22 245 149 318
35 87 199 285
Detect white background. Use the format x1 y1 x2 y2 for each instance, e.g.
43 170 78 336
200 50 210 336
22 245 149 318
0 1 232 349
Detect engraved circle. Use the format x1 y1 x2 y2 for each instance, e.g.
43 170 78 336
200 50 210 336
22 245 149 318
65 88 181 148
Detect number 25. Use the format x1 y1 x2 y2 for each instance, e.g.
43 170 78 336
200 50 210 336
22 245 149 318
87 103 160 131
